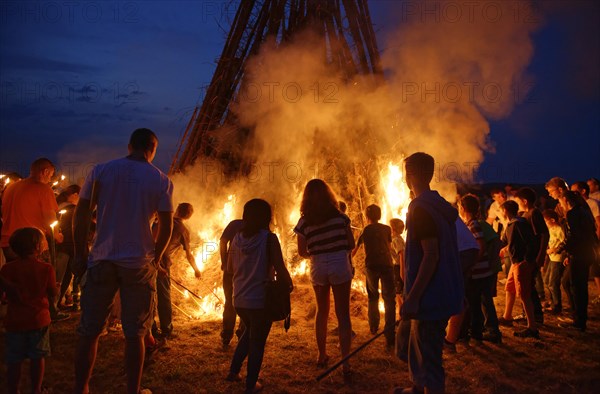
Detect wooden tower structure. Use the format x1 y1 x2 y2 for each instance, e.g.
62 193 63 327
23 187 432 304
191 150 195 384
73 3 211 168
170 0 382 173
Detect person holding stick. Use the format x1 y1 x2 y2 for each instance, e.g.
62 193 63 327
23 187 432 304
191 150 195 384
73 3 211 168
294 179 355 384
152 202 200 340
395 152 463 394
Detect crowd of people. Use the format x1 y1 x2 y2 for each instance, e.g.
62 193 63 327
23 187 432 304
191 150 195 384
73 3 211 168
0 129 598 394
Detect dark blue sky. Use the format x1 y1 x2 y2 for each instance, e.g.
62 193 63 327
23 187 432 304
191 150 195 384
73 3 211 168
1 1 598 184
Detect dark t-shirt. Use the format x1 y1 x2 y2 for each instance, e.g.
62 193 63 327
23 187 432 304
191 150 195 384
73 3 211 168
502 218 536 263
357 223 392 267
221 219 244 242
520 208 549 257
161 217 190 268
220 219 244 271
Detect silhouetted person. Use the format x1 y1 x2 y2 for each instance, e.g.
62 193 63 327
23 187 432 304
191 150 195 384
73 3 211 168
73 128 174 394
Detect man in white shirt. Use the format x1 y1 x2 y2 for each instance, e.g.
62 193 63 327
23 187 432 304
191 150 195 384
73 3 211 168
588 178 600 201
73 128 174 394
486 189 508 233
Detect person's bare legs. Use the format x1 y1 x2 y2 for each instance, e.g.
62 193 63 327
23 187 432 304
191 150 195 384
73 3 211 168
332 280 352 373
74 334 101 394
30 358 45 394
7 362 22 394
503 291 516 320
125 336 145 394
312 284 331 363
445 310 465 344
521 296 537 331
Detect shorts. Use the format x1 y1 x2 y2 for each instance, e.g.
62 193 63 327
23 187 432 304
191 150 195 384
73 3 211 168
5 326 50 363
505 261 534 299
78 261 156 338
310 251 353 287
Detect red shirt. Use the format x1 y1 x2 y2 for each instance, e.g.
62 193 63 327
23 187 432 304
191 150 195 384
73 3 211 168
0 257 57 331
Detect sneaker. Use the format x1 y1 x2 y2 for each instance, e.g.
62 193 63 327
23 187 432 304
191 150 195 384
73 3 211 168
51 312 70 323
370 327 378 335
497 317 514 327
557 316 574 324
165 331 178 340
558 322 585 332
513 313 526 322
482 332 502 344
139 388 153 394
514 328 540 339
146 337 166 358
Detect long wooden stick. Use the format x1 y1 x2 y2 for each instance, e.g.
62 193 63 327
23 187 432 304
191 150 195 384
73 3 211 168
316 320 400 381
170 276 224 305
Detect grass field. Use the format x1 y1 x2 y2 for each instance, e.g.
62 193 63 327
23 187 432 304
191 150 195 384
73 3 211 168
1 271 600 394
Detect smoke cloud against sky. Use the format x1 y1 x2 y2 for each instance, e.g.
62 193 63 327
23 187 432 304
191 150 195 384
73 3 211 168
0 0 598 186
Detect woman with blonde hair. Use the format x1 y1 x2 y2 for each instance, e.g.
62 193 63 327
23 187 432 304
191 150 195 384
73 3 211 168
294 179 355 383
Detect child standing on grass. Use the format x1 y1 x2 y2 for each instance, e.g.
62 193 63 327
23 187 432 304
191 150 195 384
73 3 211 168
352 204 396 350
0 227 58 394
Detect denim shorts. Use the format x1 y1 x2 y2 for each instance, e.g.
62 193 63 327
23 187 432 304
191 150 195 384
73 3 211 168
310 251 353 286
5 326 50 363
78 261 156 338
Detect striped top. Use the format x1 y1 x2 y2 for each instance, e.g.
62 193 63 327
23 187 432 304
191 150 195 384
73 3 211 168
294 214 351 255
466 219 494 279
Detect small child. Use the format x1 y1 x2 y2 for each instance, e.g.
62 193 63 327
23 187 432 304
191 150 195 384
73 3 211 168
542 209 566 314
0 227 58 394
352 204 396 349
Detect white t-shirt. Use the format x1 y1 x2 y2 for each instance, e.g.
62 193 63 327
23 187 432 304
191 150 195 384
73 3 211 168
80 157 174 268
586 198 600 218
